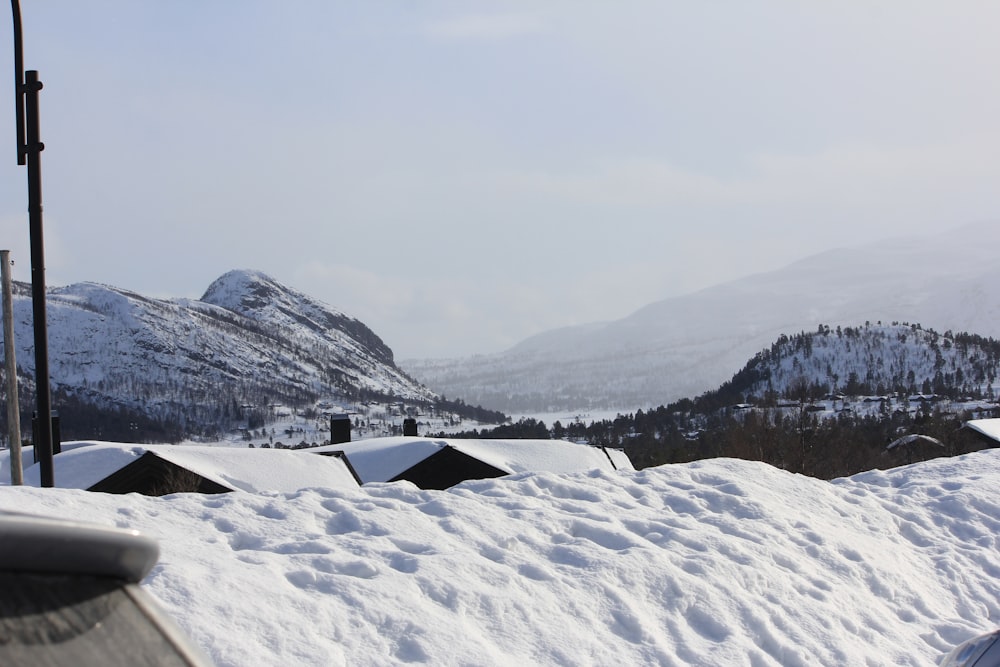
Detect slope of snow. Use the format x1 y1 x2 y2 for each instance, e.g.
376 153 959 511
314 438 447 482
404 222 1000 411
2 448 999 666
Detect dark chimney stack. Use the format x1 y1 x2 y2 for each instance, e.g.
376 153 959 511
330 414 351 444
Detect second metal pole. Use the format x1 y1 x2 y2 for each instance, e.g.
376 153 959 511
24 68 53 487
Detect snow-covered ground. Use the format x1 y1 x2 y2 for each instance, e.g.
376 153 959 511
2 449 999 665
189 404 498 448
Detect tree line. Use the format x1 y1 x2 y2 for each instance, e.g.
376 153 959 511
443 322 1000 479
444 403 997 480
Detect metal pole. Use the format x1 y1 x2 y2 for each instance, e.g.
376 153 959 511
23 68 53 486
10 1 53 486
1 250 22 484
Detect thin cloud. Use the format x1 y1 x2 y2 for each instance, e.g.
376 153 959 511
491 129 1000 212
421 13 543 41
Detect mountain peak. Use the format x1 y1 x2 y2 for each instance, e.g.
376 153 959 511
200 269 395 366
200 269 285 312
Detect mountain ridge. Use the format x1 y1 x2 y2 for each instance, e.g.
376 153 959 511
2 270 445 441
402 223 1000 412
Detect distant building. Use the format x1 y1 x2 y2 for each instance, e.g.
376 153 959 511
311 436 633 490
963 418 1000 447
14 443 359 496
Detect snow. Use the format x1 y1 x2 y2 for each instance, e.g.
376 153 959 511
2 447 999 665
446 438 630 474
313 438 448 483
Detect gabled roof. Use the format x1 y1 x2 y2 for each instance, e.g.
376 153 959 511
311 437 633 488
964 418 1000 443
886 434 943 450
387 446 507 490
88 452 234 496
18 443 359 494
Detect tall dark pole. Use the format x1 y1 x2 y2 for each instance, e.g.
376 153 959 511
11 1 54 486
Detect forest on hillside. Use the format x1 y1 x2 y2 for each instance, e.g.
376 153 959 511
1 384 507 445
446 397 997 479
446 324 1000 478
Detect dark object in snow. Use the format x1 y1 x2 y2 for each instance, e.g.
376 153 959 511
330 414 351 444
939 628 1000 667
88 451 232 496
388 444 507 490
31 412 61 460
0 512 211 666
403 418 418 436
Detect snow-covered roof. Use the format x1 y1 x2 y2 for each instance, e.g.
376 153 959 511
885 434 943 450
0 440 100 483
14 442 359 493
311 437 632 484
965 418 1000 443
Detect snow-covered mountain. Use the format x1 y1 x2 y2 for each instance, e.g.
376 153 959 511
3 270 437 439
403 222 1000 412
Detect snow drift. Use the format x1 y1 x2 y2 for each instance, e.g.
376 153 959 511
2 448 998 665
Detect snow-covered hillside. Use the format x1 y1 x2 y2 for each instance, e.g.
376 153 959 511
3 448 999 665
1 270 437 439
404 222 1000 412
730 323 1000 401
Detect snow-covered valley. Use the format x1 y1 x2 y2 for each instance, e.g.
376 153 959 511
404 223 1000 413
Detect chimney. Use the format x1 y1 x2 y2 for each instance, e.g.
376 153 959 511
330 414 351 444
403 417 418 437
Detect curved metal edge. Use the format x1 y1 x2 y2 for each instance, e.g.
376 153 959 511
0 512 159 582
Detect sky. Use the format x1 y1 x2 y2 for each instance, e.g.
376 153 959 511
1 2 999 358
2 441 999 665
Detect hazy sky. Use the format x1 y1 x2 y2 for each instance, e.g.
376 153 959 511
1 2 999 359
